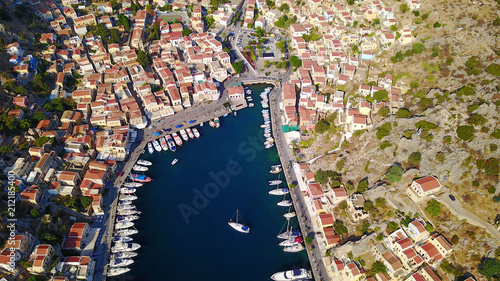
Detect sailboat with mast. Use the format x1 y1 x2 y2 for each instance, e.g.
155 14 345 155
228 209 250 234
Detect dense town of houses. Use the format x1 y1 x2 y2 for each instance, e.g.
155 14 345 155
292 161 464 281
1 0 244 277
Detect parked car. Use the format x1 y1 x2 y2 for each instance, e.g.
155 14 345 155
449 194 456 201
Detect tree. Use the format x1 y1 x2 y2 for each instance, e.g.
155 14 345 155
305 236 313 244
289 55 302 68
399 3 409 13
385 165 403 183
375 198 386 208
276 40 286 53
387 221 399 232
80 196 93 209
255 27 266 37
410 80 420 88
136 49 152 67
232 61 244 73
315 120 330 134
30 208 41 218
371 261 387 275
376 122 392 140
456 125 475 141
487 64 500 76
0 145 13 154
425 199 441 217
182 28 193 36
408 151 422 167
357 179 368 193
359 220 370 234
373 90 389 102
363 200 374 212
336 158 346 172
110 28 121 43
278 3 290 12
333 220 348 235
433 21 442 28
378 107 390 117
479 258 500 279
396 108 410 118
435 152 446 163
412 42 425 54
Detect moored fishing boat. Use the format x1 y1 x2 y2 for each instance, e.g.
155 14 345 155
137 159 152 166
120 188 136 194
214 117 220 128
147 142 154 154
123 182 143 188
209 120 215 127
171 159 178 165
186 128 195 139
277 229 301 240
116 215 139 222
265 143 274 149
192 128 200 138
270 165 282 174
172 133 183 146
152 139 161 152
132 165 148 172
117 209 141 216
166 135 176 152
129 174 152 183
160 137 168 151
179 129 189 141
249 103 254 107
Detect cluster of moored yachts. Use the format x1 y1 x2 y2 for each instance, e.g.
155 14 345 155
259 87 275 149
227 164 312 281
107 159 153 276
147 126 201 155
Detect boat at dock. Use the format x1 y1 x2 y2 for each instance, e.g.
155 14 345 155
260 124 270 128
160 137 168 151
269 187 289 196
123 182 143 188
118 200 132 206
137 159 152 166
209 120 215 127
283 244 305 253
283 212 296 219
147 143 154 154
152 139 161 152
119 195 137 201
132 164 148 172
214 117 220 128
116 216 139 222
270 165 282 174
166 135 176 152
117 205 137 211
120 188 136 194
200 122 203 127
186 128 195 139
277 199 293 207
113 236 134 243
129 174 152 183
112 251 137 259
269 180 282 185
277 229 301 240
228 209 250 234
172 133 183 146
179 129 189 141
265 143 274 149
115 229 138 237
115 221 134 229
107 267 131 277
111 242 141 253
279 236 303 247
117 209 141 216
249 103 254 107
271 269 311 281
109 258 134 268
171 159 178 165
192 128 200 138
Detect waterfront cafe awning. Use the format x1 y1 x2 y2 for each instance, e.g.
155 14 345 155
282 124 300 133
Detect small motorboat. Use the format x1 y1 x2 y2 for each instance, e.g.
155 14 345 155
269 187 289 196
271 269 311 281
283 212 296 219
269 180 282 185
133 165 148 172
192 128 200 138
277 200 293 207
171 159 178 165
136 159 152 166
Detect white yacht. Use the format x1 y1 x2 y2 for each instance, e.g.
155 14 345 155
228 209 250 234
113 236 133 243
160 137 169 151
271 269 312 281
111 242 141 253
269 187 289 196
186 128 195 139
107 267 131 277
279 237 302 247
117 209 141 216
277 229 301 240
179 129 189 141
115 229 138 237
171 158 179 165
109 258 134 268
270 165 282 174
117 204 136 211
115 221 134 229
249 103 254 107
117 215 139 222
113 251 137 259
119 195 138 201
269 180 282 185
277 200 293 207
283 212 296 219
123 182 143 188
120 188 136 194
283 244 305 252
137 159 152 166
265 143 275 149
118 200 132 206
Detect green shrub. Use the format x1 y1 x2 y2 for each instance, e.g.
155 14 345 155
403 130 413 139
492 130 500 139
425 134 434 142
486 64 500 76
484 158 499 176
456 125 475 141
468 114 487 126
408 151 422 166
435 152 446 163
455 86 476 96
387 221 399 232
412 42 425 54
385 165 403 183
425 199 441 216
415 120 437 130
425 223 434 232
443 135 452 144
396 108 410 118
410 80 420 88
467 104 480 113
419 98 433 109
375 198 386 208
376 123 392 139
380 141 392 150
490 144 498 152
315 119 330 134
433 21 441 28
378 107 390 117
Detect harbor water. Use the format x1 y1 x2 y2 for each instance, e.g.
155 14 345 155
115 84 309 280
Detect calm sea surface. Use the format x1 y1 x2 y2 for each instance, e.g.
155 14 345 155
114 84 309 281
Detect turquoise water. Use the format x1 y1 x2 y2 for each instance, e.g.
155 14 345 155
117 84 309 280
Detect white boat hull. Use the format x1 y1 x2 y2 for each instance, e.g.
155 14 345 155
110 258 134 267
228 222 250 233
277 200 293 207
271 269 311 281
108 267 131 277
